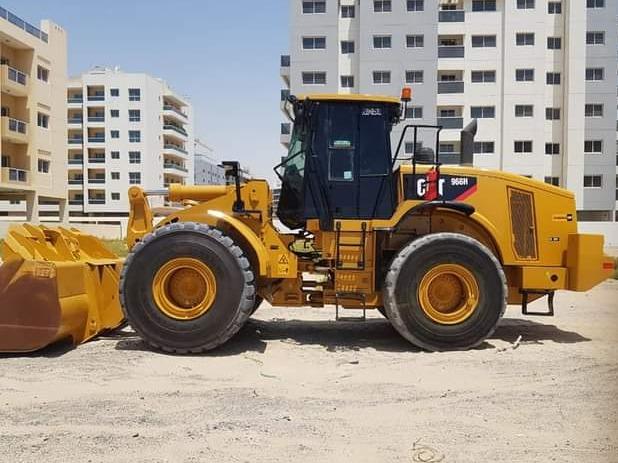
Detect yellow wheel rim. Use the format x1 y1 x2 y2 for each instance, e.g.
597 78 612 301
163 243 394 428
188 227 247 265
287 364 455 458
418 263 479 325
152 258 217 320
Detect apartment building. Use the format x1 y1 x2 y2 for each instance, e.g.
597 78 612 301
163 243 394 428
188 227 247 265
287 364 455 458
281 0 618 220
67 67 194 221
0 7 67 222
194 138 225 185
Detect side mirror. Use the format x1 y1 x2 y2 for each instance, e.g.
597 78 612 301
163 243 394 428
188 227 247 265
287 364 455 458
460 119 478 166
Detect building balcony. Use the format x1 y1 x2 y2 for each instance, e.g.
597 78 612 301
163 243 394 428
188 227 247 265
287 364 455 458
68 157 84 165
69 199 84 206
0 7 49 42
438 152 461 164
163 144 188 156
163 124 188 137
87 116 105 123
1 64 29 97
164 163 189 174
2 117 28 144
87 136 105 144
1 167 29 185
439 10 465 22
87 178 106 184
68 95 84 104
437 81 464 94
438 46 464 59
163 105 188 120
68 117 83 125
87 95 105 102
437 117 464 129
88 198 106 205
280 55 290 84
68 137 84 145
88 156 105 164
68 178 84 185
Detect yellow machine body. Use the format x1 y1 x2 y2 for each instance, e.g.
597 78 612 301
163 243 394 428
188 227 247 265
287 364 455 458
0 225 125 353
126 164 612 311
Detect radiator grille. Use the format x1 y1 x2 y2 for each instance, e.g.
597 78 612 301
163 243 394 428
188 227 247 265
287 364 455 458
508 188 538 260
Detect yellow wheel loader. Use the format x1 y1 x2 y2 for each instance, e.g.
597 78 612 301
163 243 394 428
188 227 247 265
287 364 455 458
118 92 613 353
0 91 613 353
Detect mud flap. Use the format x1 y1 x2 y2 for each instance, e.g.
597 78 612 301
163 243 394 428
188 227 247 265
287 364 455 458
0 225 125 353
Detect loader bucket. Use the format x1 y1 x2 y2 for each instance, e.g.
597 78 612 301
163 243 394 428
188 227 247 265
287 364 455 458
0 225 125 353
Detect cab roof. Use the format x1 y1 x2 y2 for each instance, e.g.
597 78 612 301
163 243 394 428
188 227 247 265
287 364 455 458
297 93 401 105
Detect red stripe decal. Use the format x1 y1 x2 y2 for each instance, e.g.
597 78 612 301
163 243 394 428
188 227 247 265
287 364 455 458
455 184 478 201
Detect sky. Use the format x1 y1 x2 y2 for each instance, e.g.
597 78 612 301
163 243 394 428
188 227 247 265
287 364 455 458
4 0 289 183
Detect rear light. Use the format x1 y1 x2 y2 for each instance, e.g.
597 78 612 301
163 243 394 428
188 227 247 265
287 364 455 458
602 261 615 270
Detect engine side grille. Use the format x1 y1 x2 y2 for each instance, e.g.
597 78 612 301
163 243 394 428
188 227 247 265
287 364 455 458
508 188 538 260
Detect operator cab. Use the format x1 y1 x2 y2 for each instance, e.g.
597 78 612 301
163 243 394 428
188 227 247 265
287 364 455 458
276 94 402 230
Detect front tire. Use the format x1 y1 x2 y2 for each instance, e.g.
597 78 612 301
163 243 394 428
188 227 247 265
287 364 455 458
384 233 506 351
120 222 255 353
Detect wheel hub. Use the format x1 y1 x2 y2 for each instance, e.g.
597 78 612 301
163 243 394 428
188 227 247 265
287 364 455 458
152 258 217 320
418 264 479 325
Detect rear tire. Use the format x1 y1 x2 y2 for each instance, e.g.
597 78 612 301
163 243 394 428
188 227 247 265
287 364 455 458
120 222 255 353
384 233 506 351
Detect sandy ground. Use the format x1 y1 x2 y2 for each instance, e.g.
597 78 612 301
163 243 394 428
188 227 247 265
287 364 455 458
0 281 616 463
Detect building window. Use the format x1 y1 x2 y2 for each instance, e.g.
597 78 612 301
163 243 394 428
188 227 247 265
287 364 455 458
110 88 119 97
374 0 392 12
515 105 534 117
545 143 560 155
129 151 141 164
373 35 392 49
584 140 603 154
585 104 603 117
547 37 562 49
544 176 560 186
302 72 327 85
546 72 561 85
472 0 496 11
111 172 120 180
128 88 141 101
548 1 562 13
514 141 533 153
340 75 354 88
110 109 119 118
373 71 391 84
405 106 423 119
302 1 326 13
470 106 495 118
407 0 424 11
583 175 602 188
516 68 534 81
474 141 495 154
129 130 141 143
406 35 424 48
471 35 496 48
585 68 604 81
111 151 120 159
586 31 605 45
129 172 141 185
517 0 535 8
405 142 422 154
111 193 120 201
37 66 49 82
405 70 424 83
111 130 120 139
129 109 141 122
341 41 355 54
302 36 326 50
471 70 496 83
37 112 49 128
586 0 604 7
37 159 50 173
341 5 355 17
546 108 561 120
516 33 535 46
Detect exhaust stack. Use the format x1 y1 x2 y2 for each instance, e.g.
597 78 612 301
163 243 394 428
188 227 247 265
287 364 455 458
460 119 478 166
